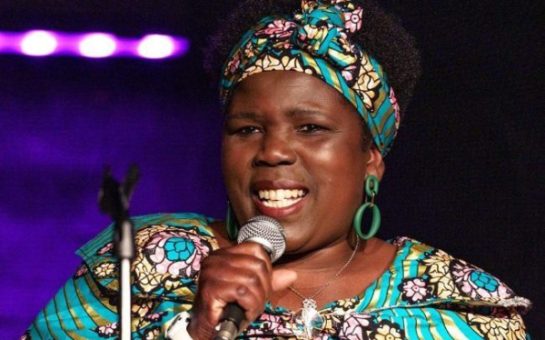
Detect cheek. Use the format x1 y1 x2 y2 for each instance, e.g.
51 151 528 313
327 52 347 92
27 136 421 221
222 150 263 223
221 139 255 205
221 141 244 187
306 135 367 174
302 138 367 201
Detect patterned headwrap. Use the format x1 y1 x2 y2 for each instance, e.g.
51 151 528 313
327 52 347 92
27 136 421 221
220 0 401 155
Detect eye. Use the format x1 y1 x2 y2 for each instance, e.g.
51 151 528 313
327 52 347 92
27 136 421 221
298 124 328 133
232 125 261 136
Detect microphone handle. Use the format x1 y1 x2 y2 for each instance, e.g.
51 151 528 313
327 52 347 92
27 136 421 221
213 304 245 340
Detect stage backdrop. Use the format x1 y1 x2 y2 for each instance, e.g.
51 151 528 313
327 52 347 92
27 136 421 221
1 1 542 338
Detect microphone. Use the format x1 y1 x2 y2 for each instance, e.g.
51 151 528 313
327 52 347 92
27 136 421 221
214 215 286 340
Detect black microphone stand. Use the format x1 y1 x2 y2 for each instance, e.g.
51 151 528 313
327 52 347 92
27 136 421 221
98 165 139 340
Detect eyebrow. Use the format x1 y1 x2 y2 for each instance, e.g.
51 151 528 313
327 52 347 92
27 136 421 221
287 108 325 118
224 112 258 121
225 108 325 121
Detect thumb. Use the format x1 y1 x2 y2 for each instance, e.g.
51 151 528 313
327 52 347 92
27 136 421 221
271 269 298 291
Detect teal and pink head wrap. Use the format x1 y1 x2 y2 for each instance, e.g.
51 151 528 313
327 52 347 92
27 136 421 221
220 0 401 155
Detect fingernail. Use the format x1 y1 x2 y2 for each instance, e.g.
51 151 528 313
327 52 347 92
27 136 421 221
237 286 248 295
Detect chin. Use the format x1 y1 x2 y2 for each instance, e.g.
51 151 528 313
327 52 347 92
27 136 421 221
281 228 316 254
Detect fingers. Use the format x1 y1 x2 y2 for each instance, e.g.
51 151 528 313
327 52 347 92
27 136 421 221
189 279 262 339
189 242 275 338
227 242 273 272
209 244 273 301
271 269 298 291
201 265 267 318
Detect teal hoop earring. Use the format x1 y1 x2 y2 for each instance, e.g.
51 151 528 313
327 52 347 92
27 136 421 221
226 202 239 241
353 175 381 240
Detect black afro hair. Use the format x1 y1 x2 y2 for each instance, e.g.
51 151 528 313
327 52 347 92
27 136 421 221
204 0 421 115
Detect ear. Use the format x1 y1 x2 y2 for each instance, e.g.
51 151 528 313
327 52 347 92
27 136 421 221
365 147 385 180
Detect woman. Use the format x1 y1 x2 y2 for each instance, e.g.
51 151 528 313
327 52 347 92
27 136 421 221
25 0 531 339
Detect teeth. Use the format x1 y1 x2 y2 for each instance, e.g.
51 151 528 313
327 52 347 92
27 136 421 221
257 189 306 208
257 189 306 200
262 197 302 208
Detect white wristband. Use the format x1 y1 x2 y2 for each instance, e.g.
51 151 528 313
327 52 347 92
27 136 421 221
166 311 193 340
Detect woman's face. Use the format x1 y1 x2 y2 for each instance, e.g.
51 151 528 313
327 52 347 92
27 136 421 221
222 71 374 252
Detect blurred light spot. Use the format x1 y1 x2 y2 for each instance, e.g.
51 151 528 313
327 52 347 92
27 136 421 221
137 34 175 59
79 33 117 58
20 30 58 56
1 30 189 59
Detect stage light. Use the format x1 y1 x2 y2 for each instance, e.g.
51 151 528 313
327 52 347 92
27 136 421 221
137 34 175 59
20 30 58 56
78 33 117 58
0 30 189 59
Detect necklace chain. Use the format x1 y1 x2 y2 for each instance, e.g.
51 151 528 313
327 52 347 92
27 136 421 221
288 237 360 302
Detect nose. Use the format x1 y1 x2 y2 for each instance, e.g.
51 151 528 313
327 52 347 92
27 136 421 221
253 131 296 167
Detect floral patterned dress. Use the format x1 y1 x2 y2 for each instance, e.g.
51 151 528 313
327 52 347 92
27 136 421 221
24 213 531 339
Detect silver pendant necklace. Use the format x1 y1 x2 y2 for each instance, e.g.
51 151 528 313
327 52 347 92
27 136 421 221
288 237 360 338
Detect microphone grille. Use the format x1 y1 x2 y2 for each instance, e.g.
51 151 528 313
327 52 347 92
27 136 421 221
237 215 286 263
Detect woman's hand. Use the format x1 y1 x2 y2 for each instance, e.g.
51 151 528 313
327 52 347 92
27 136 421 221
188 243 297 339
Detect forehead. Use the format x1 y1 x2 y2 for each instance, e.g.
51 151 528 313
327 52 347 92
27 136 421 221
227 71 356 116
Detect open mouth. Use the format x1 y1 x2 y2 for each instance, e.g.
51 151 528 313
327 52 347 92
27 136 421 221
256 189 308 208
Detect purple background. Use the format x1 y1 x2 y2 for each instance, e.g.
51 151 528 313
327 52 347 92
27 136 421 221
1 1 543 338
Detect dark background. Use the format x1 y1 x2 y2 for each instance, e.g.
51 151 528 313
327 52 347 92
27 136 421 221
1 1 543 338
